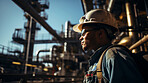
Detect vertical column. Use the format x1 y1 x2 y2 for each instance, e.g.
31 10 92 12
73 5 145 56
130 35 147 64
24 16 36 74
125 1 139 53
24 16 33 74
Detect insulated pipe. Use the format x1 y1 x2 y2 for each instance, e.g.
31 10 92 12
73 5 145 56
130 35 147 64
12 0 64 42
65 21 70 38
64 21 69 52
129 35 148 50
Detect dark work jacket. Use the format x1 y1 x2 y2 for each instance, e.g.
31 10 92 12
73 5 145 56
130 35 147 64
83 44 145 83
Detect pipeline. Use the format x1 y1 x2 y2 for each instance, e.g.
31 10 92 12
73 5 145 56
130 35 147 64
36 50 50 62
129 35 148 50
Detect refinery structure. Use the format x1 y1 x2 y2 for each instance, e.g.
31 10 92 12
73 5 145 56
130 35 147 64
0 0 148 83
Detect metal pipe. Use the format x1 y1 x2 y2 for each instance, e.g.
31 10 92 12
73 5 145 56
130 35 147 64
125 2 135 27
36 50 50 62
24 17 33 74
107 0 115 11
12 0 64 42
129 35 148 50
125 2 139 52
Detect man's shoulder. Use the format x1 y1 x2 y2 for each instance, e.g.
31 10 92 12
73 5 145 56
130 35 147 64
105 45 128 53
104 45 129 60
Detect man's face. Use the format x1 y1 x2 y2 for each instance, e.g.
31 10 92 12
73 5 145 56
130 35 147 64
79 26 99 51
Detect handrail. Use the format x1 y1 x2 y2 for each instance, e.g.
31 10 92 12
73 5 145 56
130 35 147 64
0 44 21 56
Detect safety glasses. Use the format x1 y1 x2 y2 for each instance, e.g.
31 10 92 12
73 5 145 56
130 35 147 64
81 23 102 36
81 28 101 36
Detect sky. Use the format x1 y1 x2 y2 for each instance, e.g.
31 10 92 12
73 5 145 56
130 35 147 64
0 0 83 56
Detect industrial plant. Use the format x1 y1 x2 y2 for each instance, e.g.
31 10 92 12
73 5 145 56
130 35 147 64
0 0 147 83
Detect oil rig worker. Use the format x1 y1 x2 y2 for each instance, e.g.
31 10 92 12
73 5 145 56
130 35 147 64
73 9 144 83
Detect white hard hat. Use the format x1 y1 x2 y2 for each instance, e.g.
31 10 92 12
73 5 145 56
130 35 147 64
73 9 118 33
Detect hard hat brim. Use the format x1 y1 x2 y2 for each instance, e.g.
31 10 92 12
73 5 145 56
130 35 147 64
73 24 83 33
73 21 117 33
73 21 102 33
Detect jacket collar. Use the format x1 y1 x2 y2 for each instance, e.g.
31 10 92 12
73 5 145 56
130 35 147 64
89 44 112 66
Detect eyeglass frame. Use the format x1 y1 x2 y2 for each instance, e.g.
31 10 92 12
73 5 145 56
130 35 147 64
81 23 103 36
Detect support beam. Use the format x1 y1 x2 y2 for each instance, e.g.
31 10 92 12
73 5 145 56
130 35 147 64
12 0 64 43
81 0 93 14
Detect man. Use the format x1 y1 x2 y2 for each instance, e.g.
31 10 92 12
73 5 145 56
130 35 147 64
73 9 144 83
